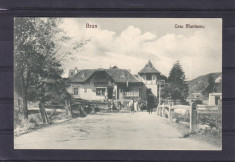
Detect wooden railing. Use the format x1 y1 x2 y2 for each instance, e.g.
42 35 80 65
156 103 219 133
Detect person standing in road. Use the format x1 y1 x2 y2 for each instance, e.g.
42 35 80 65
134 100 138 112
130 98 135 114
147 94 154 114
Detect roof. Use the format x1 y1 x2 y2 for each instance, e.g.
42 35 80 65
138 60 160 74
209 93 222 96
106 69 141 83
68 68 141 83
69 69 97 83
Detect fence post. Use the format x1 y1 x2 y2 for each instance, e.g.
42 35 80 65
68 99 72 117
157 106 160 116
39 101 49 124
65 99 72 117
190 102 197 133
161 103 164 117
168 105 172 122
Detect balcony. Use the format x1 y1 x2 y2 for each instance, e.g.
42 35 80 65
124 91 139 97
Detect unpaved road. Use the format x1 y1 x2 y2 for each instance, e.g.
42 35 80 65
14 112 220 150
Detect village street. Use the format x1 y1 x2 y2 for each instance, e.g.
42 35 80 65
14 112 219 150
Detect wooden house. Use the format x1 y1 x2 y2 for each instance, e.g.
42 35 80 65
66 67 147 102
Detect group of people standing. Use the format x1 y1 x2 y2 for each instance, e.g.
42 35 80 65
129 99 140 113
129 94 155 114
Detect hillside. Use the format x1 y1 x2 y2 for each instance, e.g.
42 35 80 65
188 72 222 95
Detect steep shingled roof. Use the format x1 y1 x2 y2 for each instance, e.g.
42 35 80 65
138 60 160 74
68 68 141 83
69 69 97 83
106 68 141 83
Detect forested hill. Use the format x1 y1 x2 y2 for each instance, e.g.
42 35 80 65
188 72 222 94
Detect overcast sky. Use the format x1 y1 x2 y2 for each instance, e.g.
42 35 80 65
59 18 222 80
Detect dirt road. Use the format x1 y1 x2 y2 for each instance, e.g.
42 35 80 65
14 112 220 150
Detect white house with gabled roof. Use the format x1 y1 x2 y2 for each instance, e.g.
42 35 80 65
66 66 147 101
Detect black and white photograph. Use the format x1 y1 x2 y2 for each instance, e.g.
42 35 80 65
14 18 222 150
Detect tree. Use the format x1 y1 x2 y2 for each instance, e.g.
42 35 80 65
14 18 72 120
165 61 189 103
203 74 215 97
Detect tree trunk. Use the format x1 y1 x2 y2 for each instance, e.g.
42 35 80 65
65 99 72 117
22 92 28 119
21 76 28 119
68 100 73 117
39 101 49 124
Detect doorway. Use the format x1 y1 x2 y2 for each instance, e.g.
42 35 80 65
215 96 220 105
107 87 113 99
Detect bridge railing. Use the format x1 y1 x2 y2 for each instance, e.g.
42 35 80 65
156 103 219 133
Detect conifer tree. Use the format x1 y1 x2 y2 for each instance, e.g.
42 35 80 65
165 61 189 103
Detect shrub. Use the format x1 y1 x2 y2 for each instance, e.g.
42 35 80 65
171 110 190 123
198 112 222 133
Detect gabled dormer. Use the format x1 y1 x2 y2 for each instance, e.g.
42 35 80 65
68 67 78 78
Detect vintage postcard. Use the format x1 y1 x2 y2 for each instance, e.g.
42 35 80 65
14 18 222 150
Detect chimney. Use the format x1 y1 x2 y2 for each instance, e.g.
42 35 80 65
75 67 78 74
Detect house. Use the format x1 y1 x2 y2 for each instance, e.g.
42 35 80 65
66 67 147 102
138 60 161 97
208 93 222 106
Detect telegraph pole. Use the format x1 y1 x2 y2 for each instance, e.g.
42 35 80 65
158 80 165 106
159 84 161 105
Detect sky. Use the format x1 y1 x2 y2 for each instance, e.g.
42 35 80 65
58 18 222 80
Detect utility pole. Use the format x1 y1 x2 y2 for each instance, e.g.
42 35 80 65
159 85 161 105
158 80 165 106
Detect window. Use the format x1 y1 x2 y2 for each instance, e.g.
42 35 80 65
124 91 139 97
152 75 156 80
96 88 105 96
73 88 78 95
146 74 152 80
84 88 87 93
113 89 116 96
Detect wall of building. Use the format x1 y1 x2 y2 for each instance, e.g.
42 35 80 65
67 82 142 101
146 84 158 97
122 84 140 99
139 74 158 97
208 93 222 106
139 84 147 101
67 82 106 100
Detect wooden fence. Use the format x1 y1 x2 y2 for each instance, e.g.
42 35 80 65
15 97 120 116
15 97 125 125
156 103 219 133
